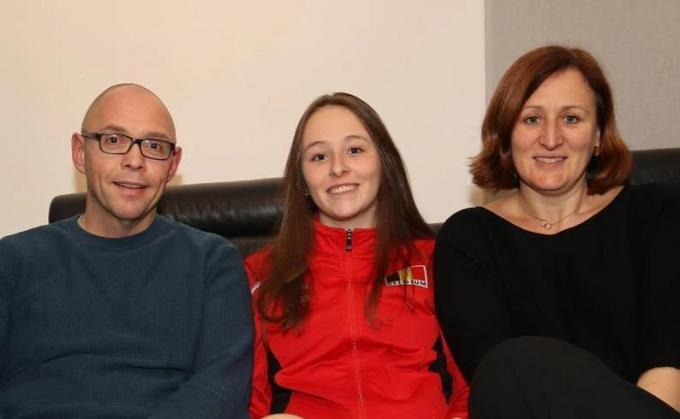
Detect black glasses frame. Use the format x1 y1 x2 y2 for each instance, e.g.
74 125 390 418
81 132 176 161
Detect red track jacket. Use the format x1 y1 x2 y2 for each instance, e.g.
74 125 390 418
246 221 469 419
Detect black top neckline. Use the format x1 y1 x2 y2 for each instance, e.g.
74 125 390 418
476 186 627 238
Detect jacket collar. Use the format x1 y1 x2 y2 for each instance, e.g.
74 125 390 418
312 218 376 257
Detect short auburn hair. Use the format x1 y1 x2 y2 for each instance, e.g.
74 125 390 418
471 45 632 194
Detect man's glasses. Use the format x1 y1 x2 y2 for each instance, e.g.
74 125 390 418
81 132 176 160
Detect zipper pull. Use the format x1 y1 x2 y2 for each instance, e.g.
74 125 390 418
345 229 353 252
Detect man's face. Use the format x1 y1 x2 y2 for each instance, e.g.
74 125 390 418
71 86 182 237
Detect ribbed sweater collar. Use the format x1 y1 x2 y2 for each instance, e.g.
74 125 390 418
61 214 171 250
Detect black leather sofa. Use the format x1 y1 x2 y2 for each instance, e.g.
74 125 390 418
49 148 680 257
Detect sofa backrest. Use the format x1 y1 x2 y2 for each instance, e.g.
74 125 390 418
48 148 680 257
49 178 283 257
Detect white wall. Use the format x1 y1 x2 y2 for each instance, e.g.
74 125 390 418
0 1 485 237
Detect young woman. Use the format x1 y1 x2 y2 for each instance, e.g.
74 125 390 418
434 45 680 418
246 93 469 419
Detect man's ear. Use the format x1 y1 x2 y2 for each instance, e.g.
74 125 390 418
166 146 182 183
72 133 86 174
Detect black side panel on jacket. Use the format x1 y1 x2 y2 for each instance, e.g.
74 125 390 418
267 348 292 413
429 336 453 401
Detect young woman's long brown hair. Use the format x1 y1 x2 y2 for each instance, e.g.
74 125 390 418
256 92 432 330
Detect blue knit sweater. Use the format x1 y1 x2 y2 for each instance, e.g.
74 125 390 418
0 215 252 418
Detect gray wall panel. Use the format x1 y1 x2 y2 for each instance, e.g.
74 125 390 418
485 0 680 150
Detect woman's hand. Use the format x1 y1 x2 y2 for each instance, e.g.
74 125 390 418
262 415 304 419
637 367 680 412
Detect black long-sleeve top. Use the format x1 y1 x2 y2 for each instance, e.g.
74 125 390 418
434 184 680 383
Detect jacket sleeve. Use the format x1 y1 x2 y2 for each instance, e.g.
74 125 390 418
427 239 469 419
149 242 253 419
245 255 272 419
434 210 514 382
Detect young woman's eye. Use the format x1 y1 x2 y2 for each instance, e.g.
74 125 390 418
310 153 326 162
563 115 581 124
348 146 363 155
523 115 540 125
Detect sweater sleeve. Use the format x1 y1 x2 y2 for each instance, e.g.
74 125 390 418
637 187 680 373
434 209 514 382
244 253 272 419
149 241 253 419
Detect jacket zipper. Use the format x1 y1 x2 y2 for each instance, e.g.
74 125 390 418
345 229 366 418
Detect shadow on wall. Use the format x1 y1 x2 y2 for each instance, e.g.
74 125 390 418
468 184 514 207
169 175 183 186
72 170 86 193
468 185 486 207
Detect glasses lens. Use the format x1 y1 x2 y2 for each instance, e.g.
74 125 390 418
141 139 173 159
99 134 132 153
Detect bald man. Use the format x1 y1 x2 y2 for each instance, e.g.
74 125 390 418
0 84 252 418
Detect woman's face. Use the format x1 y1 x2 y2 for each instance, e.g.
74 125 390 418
300 105 381 230
511 68 600 197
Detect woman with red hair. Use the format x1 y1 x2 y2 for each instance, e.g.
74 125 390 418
435 46 680 418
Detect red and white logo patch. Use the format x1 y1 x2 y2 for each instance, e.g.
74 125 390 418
384 265 428 288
